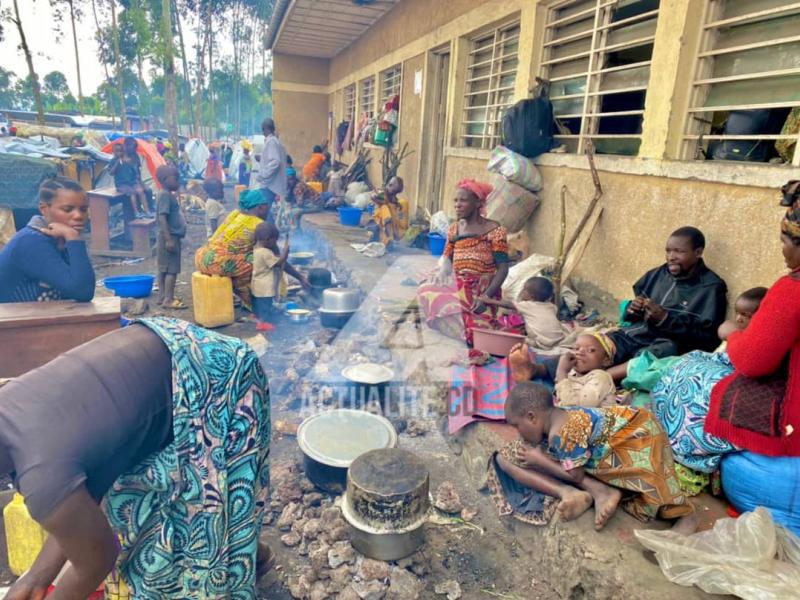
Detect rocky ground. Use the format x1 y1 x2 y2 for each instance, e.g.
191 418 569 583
84 188 724 599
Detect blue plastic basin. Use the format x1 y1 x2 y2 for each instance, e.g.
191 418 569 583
428 233 446 256
338 207 363 227
103 274 155 298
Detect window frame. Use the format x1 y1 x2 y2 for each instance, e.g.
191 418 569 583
539 0 661 156
458 21 521 150
379 64 403 107
681 0 800 166
343 83 356 122
359 76 376 119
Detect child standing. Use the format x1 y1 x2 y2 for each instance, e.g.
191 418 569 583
499 381 696 531
251 222 309 331
554 333 617 408
155 165 187 309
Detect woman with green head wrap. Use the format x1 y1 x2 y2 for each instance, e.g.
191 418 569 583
195 189 272 309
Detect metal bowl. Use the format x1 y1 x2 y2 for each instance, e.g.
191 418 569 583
322 287 361 313
287 308 311 323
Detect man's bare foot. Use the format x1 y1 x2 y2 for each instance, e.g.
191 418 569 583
557 489 593 521
671 512 699 536
509 343 535 383
591 486 622 530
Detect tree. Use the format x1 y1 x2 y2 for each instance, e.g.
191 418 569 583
89 0 117 123
161 0 178 148
50 0 85 109
5 0 45 123
0 67 17 109
109 0 127 131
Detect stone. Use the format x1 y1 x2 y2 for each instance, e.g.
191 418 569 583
337 586 360 600
300 477 317 493
386 568 424 600
357 558 390 582
328 540 356 569
320 506 342 526
434 580 461 600
309 542 332 576
287 574 313 599
300 566 318 584
305 506 322 520
322 522 349 545
352 579 387 600
327 564 352 592
405 420 428 437
280 531 301 547
303 492 325 507
433 481 464 514
308 580 330 600
303 518 322 540
292 518 308 535
123 298 148 316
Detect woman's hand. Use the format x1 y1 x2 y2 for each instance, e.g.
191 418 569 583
35 222 80 242
299 275 311 290
718 319 739 341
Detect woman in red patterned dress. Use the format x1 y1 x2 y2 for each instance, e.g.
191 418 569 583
418 179 510 345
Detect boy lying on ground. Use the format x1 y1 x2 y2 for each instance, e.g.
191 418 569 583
493 382 697 533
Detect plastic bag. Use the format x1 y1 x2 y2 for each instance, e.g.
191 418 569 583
622 351 682 392
635 507 800 599
185 138 210 177
345 182 370 205
352 191 372 210
430 211 452 237
501 253 579 312
487 145 543 192
485 174 540 233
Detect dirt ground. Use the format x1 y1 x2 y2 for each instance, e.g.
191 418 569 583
83 186 721 600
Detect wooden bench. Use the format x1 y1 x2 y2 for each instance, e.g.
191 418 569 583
0 297 121 378
87 187 154 257
129 217 157 254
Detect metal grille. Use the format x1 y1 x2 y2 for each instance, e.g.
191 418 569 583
460 22 521 149
344 84 356 121
540 0 660 156
360 77 376 117
380 65 403 105
683 0 800 165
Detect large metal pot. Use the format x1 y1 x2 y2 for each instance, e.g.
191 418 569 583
322 287 361 313
341 363 394 409
319 308 355 329
297 409 398 494
342 448 430 561
308 268 333 287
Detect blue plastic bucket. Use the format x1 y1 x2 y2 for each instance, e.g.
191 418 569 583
103 275 155 298
428 233 446 256
339 206 363 227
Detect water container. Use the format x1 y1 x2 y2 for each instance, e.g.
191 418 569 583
427 233 446 256
192 271 235 328
3 493 47 576
339 207 363 227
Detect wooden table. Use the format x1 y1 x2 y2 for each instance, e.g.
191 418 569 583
87 187 155 258
0 297 121 378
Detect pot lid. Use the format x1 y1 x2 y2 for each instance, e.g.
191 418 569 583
298 409 398 468
290 251 315 258
342 363 394 385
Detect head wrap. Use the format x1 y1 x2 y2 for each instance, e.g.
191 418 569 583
239 189 268 211
457 179 493 215
241 139 253 152
781 180 800 240
591 332 617 360
286 166 297 179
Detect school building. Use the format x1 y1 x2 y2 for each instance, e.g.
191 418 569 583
267 0 800 306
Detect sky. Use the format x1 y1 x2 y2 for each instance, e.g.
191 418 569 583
1 0 109 95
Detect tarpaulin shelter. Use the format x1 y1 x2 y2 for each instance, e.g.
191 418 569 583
102 138 166 188
0 153 58 209
185 138 210 177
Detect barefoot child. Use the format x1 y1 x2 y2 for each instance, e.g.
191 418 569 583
203 178 226 236
554 333 617 408
499 382 696 531
251 222 309 331
155 165 187 309
111 139 151 218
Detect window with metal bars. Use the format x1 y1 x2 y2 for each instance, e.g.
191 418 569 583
380 65 402 106
344 84 356 121
460 22 520 149
540 0 659 156
683 0 800 166
360 77 376 118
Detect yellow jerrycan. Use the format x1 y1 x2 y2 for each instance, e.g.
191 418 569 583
3 493 47 576
192 271 235 328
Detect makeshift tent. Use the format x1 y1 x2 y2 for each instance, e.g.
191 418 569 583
185 138 210 177
102 138 166 188
0 153 58 209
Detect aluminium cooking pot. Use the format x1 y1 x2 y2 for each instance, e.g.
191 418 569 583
320 308 355 329
297 409 398 493
322 287 360 313
308 268 333 288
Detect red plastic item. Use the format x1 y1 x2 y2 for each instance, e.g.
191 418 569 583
46 585 104 599
726 505 741 518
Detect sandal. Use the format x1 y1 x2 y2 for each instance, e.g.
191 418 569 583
165 299 188 310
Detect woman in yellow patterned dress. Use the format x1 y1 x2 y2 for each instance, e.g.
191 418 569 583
417 179 509 345
195 189 271 309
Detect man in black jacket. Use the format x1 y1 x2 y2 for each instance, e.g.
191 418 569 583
508 227 728 384
605 226 728 382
